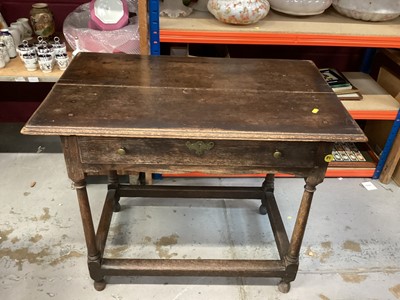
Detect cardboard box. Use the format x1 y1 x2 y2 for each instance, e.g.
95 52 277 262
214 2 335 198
390 91 400 186
393 161 400 185
376 67 400 185
378 67 400 99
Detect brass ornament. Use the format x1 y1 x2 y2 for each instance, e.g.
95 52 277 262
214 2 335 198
186 141 215 156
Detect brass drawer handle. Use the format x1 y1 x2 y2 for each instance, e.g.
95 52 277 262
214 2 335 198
324 154 334 163
273 150 283 159
116 147 126 156
186 141 214 156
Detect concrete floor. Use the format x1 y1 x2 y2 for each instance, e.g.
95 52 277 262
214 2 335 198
1 124 400 300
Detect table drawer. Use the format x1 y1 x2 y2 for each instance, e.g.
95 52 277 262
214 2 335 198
78 137 320 169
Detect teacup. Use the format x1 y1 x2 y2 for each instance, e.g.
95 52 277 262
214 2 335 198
36 42 54 59
38 53 53 73
22 53 38 71
51 37 67 56
17 40 35 60
55 53 69 71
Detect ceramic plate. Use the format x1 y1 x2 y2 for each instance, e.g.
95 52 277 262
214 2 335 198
269 0 332 16
94 0 124 24
332 0 400 21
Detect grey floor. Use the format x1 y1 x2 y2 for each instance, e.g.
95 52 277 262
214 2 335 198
1 123 400 300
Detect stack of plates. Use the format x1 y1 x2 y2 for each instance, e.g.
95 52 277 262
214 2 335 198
332 0 400 22
268 0 332 16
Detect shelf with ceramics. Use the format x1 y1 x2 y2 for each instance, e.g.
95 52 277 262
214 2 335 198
0 36 72 82
0 54 69 82
160 5 400 47
0 7 68 82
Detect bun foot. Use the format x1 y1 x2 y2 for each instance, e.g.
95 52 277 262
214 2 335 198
113 202 121 212
278 280 290 293
259 205 267 215
94 279 106 291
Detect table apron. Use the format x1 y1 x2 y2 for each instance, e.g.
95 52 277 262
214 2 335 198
76 137 326 172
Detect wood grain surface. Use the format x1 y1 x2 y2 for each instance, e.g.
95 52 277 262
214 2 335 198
22 53 366 142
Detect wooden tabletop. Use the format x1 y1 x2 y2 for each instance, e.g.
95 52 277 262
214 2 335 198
22 52 366 142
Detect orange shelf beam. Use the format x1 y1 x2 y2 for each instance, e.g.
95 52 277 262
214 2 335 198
349 110 399 120
325 168 375 178
163 168 375 179
160 31 400 48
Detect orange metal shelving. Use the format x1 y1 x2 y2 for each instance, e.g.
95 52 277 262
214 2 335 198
161 31 400 48
159 9 400 177
349 110 399 120
163 168 375 178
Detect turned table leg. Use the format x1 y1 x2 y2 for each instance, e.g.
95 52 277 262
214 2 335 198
279 174 324 293
74 179 105 291
108 170 121 212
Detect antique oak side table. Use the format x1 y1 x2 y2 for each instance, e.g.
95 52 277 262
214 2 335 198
22 53 366 292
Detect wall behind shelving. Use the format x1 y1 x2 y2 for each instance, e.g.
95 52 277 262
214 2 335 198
0 0 86 31
227 45 365 71
162 43 366 72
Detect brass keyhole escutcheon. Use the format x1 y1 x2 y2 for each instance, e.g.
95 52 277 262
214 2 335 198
116 147 126 156
186 141 214 156
324 154 334 163
273 150 282 159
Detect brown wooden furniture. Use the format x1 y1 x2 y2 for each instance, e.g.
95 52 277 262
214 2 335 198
22 53 366 292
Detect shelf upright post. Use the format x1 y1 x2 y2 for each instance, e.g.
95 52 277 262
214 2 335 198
138 0 150 54
360 48 377 73
373 109 400 179
149 0 160 55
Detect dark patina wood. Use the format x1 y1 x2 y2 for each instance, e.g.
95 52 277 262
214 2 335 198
22 53 366 293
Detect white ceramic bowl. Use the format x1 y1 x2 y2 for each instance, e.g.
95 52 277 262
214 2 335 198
269 0 332 16
207 0 270 25
332 0 400 22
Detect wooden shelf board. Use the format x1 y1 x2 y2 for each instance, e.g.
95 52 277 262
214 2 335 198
0 55 68 83
343 72 400 120
160 9 400 47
